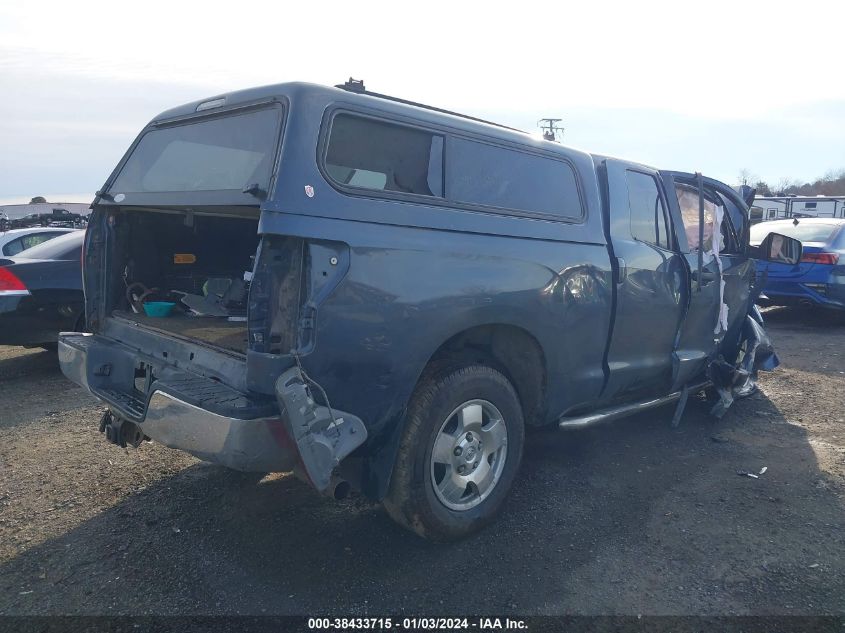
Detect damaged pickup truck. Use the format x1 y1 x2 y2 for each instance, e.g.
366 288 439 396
59 80 801 541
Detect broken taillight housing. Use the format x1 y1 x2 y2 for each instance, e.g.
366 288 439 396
0 267 28 295
801 252 839 265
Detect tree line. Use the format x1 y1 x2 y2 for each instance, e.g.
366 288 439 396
738 168 845 197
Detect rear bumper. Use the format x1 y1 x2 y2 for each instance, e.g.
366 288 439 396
58 332 298 472
759 281 845 310
0 296 78 346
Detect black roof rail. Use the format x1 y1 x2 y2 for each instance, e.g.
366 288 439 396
335 78 525 134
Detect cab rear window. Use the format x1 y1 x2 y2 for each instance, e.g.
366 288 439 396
109 107 282 194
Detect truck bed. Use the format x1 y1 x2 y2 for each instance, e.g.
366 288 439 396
113 310 249 354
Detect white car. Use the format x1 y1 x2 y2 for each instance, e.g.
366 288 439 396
0 227 79 257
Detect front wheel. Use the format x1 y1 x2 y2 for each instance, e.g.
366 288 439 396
384 365 524 541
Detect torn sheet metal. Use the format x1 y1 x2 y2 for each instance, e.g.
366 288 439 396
274 365 367 493
709 201 729 335
707 305 779 418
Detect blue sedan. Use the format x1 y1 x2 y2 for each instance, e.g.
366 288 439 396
751 218 845 310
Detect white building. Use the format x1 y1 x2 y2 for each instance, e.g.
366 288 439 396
750 196 845 223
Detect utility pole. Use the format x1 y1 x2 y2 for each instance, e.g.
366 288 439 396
537 118 564 142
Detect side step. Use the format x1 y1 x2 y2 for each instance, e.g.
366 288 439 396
558 382 709 430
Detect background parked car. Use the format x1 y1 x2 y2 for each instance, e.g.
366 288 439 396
0 227 79 257
0 230 84 348
751 218 845 310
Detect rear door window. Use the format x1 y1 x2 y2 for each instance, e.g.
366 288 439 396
626 170 672 250
110 107 283 194
23 232 61 250
2 233 61 256
325 114 444 197
17 231 82 260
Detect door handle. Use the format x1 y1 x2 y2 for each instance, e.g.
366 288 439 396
616 257 627 284
692 270 717 284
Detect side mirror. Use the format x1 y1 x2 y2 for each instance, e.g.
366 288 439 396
758 232 802 265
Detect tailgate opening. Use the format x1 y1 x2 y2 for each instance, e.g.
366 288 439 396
108 208 261 354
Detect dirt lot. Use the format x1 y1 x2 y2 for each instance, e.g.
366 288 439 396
1 307 843 616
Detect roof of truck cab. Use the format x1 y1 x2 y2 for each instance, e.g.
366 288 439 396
590 153 660 174
150 81 596 162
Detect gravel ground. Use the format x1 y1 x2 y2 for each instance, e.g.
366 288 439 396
0 307 843 616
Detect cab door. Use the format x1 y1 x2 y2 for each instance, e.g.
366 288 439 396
662 172 753 389
601 159 688 402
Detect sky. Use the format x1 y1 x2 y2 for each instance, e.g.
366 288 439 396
1 0 844 204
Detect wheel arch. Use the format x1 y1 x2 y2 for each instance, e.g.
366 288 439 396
418 323 548 428
355 320 548 501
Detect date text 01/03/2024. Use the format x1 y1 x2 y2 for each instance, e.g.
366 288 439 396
307 617 528 630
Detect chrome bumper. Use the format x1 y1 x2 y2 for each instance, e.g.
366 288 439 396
143 391 297 472
58 332 298 472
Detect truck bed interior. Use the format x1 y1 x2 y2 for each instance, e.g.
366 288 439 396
109 208 260 354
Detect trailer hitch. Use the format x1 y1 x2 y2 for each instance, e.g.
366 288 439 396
274 366 367 493
98 409 147 448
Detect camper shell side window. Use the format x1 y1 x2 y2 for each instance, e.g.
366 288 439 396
320 109 586 223
446 136 583 221
323 113 445 198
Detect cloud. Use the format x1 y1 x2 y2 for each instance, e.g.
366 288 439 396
0 68 215 197
3 0 843 115
1 0 843 195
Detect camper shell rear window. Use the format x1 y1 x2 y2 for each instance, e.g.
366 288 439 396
322 111 583 221
108 104 284 202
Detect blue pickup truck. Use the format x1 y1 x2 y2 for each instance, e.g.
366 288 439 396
58 81 799 541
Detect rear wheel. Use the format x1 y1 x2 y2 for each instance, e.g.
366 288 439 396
73 311 87 333
384 365 524 541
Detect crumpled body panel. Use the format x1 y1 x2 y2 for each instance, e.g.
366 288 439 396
707 305 779 418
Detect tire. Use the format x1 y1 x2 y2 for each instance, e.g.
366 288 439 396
73 311 87 333
384 365 524 541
